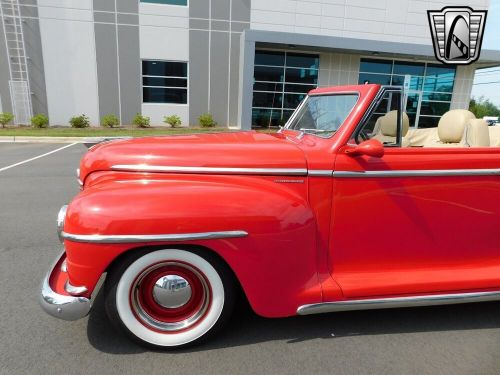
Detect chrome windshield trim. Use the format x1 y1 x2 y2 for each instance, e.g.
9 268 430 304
61 230 249 244
112 165 308 176
297 290 500 315
333 169 500 178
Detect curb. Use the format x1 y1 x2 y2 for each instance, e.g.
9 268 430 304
0 136 129 144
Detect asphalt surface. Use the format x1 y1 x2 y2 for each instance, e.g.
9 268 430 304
0 142 499 375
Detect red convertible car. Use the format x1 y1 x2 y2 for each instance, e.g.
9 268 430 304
40 84 500 349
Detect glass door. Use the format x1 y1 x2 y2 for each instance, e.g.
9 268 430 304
404 90 422 128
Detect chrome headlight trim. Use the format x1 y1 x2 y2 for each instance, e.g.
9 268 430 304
57 205 68 243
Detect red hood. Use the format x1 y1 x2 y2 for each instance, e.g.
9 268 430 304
79 131 306 181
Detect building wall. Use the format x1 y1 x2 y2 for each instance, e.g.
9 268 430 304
250 0 490 45
451 65 476 110
38 0 100 125
318 53 360 87
0 14 12 113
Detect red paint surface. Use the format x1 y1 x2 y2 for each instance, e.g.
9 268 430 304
60 84 500 318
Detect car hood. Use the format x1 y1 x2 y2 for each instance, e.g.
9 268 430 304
79 131 307 182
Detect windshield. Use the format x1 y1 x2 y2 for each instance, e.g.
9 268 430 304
286 94 359 137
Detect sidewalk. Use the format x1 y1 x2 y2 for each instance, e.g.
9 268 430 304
0 136 129 143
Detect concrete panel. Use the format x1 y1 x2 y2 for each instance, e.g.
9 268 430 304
23 16 48 117
232 0 251 22
209 32 230 126
190 0 209 19
118 13 139 25
228 33 242 126
191 19 209 30
94 11 115 23
189 30 210 125
116 0 138 14
230 21 250 33
212 0 230 20
142 103 189 126
212 20 230 31
117 25 141 124
94 24 120 121
39 11 99 125
140 27 189 60
0 18 12 113
93 0 115 12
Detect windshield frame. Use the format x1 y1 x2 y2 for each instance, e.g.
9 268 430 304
283 91 361 139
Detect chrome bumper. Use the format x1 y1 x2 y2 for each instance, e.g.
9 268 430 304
39 252 91 321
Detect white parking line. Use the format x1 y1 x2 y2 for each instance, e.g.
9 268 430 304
0 143 78 173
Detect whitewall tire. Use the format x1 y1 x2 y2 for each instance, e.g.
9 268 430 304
104 248 235 349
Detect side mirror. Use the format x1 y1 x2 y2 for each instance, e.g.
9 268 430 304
345 139 385 158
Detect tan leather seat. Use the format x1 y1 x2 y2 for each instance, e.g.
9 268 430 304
420 109 476 147
373 110 410 146
489 126 500 147
465 119 490 147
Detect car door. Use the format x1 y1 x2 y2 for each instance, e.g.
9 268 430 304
330 87 500 298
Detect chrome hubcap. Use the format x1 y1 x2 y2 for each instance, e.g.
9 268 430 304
153 275 192 309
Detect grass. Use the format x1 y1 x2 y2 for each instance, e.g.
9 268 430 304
0 126 264 137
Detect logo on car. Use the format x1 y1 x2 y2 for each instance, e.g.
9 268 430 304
427 6 487 65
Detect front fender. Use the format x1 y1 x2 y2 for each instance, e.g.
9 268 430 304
64 173 321 317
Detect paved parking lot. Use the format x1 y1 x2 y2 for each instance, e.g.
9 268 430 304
0 142 499 374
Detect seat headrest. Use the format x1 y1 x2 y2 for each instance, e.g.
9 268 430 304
438 109 475 143
380 110 410 137
466 119 490 147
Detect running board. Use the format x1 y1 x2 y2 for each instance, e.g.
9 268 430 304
296 291 500 315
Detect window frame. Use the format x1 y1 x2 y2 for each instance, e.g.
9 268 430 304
140 0 188 6
141 60 189 105
352 86 404 147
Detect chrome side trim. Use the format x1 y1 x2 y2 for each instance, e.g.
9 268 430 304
112 165 308 176
39 252 91 321
297 291 500 315
333 169 500 178
61 230 249 244
308 170 334 177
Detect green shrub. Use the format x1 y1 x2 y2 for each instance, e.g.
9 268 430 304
31 114 49 128
132 113 150 128
101 114 120 128
163 114 182 128
0 112 14 128
69 114 90 128
198 113 217 128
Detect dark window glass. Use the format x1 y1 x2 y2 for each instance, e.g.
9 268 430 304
284 84 316 93
255 51 285 66
420 101 451 116
359 58 392 74
417 116 440 128
143 77 187 87
422 92 452 101
142 61 187 77
140 0 187 4
393 61 425 76
286 53 319 69
282 110 295 124
252 92 283 108
391 75 423 90
254 66 284 82
358 73 391 85
253 82 284 92
283 93 307 109
285 68 318 84
143 87 187 104
426 64 456 77
252 108 283 127
423 76 454 93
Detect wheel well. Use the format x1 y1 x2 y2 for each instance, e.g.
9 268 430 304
104 244 250 309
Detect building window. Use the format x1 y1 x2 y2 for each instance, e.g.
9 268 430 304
252 51 319 128
359 58 456 128
140 0 188 5
142 60 188 104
